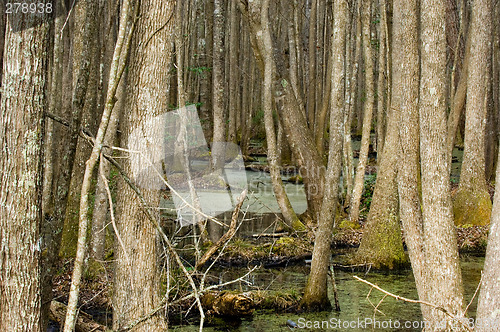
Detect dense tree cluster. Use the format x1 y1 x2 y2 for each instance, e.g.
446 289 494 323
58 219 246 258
0 0 499 330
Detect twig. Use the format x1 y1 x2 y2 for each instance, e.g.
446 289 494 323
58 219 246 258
464 271 482 315
353 276 473 331
122 266 259 331
195 189 248 270
99 155 130 266
329 266 341 311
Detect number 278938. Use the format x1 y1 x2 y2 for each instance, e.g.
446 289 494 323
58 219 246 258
5 2 53 14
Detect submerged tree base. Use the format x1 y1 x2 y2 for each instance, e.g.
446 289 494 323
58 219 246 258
299 293 332 312
350 213 409 270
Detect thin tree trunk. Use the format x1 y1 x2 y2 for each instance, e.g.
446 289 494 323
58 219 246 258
239 0 325 221
349 0 375 223
375 0 387 156
211 0 226 171
258 0 305 232
40 1 67 327
90 0 121 262
301 0 347 311
228 0 239 143
63 0 135 329
453 0 493 226
306 0 317 129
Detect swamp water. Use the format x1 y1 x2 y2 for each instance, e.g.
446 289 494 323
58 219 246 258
165 145 470 331
172 254 484 331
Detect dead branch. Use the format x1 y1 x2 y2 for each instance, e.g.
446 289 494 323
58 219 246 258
353 276 473 331
122 266 258 331
195 189 247 270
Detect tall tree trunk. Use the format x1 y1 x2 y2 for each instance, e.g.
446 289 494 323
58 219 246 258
238 0 325 220
227 0 239 143
420 0 465 326
211 0 227 171
349 0 375 223
453 0 493 226
301 0 347 311
0 6 50 330
90 0 121 262
306 0 317 129
394 0 432 321
475 130 500 330
40 0 67 328
258 0 304 232
112 0 174 330
43 0 99 328
375 0 388 156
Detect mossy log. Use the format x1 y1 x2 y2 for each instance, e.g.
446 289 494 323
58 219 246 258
201 292 254 316
49 300 107 332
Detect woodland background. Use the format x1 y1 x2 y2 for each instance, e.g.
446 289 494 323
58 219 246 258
1 0 500 331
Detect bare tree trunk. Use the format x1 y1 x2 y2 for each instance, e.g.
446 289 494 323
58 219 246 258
420 0 465 326
90 0 121 262
63 0 135 329
228 0 239 143
238 0 325 220
453 0 493 226
394 0 432 321
301 0 346 311
257 0 305 232
306 0 317 129
0 6 49 330
475 131 500 330
349 0 375 223
40 0 67 328
211 0 227 171
112 0 174 330
375 0 388 156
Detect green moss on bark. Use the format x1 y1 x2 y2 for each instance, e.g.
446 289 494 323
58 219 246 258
453 188 491 226
351 212 408 269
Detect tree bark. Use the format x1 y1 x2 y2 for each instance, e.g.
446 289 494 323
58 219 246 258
211 0 227 171
352 106 406 269
349 0 375 223
301 0 346 311
112 1 174 330
394 0 432 321
475 129 500 330
238 0 325 220
420 0 465 326
453 0 492 226
0 6 49 330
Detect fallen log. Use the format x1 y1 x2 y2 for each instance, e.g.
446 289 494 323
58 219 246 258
201 291 254 316
49 300 107 332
